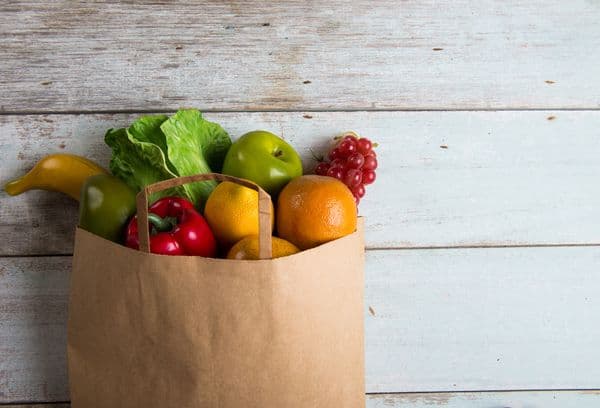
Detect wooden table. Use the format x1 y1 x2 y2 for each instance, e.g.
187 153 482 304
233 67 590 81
1 1 600 407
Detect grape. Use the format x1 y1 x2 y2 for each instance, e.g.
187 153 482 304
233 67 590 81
315 162 330 176
328 148 342 161
330 158 344 168
357 138 372 155
318 132 378 203
363 155 378 171
362 170 376 185
365 149 377 158
342 162 356 175
343 168 362 188
327 166 344 180
352 184 366 198
337 139 357 158
346 152 365 169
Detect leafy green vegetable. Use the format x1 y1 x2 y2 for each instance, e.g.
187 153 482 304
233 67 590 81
105 127 175 193
160 109 231 206
126 114 172 169
105 109 232 206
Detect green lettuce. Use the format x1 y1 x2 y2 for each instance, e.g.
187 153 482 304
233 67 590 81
105 109 232 206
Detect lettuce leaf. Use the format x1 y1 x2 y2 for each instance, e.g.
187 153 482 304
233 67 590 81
159 109 231 207
105 109 231 206
105 126 185 203
126 114 173 171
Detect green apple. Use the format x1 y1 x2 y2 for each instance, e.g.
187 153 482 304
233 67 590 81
222 130 303 196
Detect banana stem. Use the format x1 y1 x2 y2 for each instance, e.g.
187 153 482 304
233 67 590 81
4 176 30 196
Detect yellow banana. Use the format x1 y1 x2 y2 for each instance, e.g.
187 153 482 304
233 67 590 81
4 153 108 201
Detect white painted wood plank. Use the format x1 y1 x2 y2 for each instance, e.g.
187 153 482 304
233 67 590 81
2 391 600 407
1 1 599 111
2 111 600 255
2 247 600 401
0 257 69 402
367 390 600 408
365 247 600 392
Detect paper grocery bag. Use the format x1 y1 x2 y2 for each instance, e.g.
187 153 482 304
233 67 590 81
68 173 365 408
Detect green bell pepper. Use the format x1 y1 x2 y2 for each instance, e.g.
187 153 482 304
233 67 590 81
79 174 137 242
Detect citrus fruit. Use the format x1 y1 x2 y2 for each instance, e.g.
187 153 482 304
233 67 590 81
276 175 357 250
204 181 274 247
227 235 300 260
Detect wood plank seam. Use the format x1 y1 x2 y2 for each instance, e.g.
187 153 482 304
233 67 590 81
3 242 600 259
2 108 600 116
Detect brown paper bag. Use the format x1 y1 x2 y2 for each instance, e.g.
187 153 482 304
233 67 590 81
68 173 365 408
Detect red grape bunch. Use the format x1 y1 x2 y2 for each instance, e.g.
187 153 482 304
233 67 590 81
314 132 378 205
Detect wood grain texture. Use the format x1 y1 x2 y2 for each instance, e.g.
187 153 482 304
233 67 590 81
2 391 600 407
1 1 600 112
3 247 600 401
1 2 598 407
0 405 69 408
0 257 69 403
367 390 600 407
366 247 600 393
2 111 600 255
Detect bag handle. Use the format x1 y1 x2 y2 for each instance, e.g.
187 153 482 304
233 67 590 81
136 173 273 259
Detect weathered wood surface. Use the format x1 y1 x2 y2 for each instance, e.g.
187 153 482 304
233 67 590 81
1 1 600 112
3 391 600 407
1 405 69 408
3 247 600 402
0 257 69 402
368 391 600 407
366 247 600 392
2 111 600 256
2 1 600 406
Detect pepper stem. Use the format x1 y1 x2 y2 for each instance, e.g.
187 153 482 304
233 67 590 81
147 213 176 232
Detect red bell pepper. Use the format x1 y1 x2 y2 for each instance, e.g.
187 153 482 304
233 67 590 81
125 197 217 257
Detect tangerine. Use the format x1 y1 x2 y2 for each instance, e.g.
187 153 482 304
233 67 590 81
276 175 357 250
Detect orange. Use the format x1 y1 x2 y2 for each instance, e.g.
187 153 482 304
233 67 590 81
276 175 357 250
227 235 300 260
204 181 274 248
